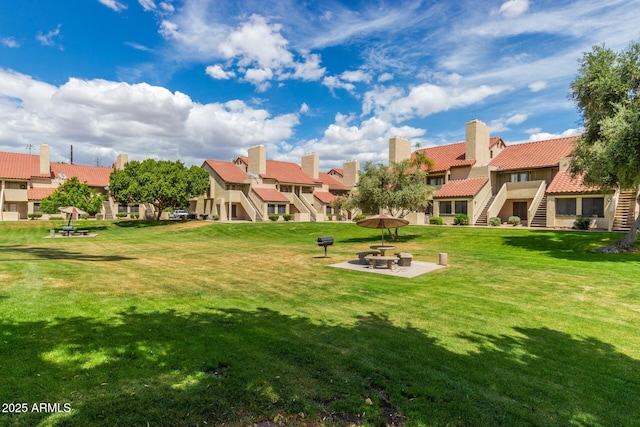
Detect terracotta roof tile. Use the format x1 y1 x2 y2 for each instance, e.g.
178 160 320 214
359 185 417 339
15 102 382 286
51 163 112 187
547 171 602 194
204 159 248 183
314 191 335 204
489 136 578 170
318 172 346 190
434 177 489 198
236 156 317 185
413 142 474 173
28 187 56 200
252 187 290 202
328 168 343 177
0 152 50 179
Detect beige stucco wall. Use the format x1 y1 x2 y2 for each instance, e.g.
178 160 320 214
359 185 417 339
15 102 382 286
546 194 611 229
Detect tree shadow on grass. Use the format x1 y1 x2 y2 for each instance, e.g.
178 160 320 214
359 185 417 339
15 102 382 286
0 245 136 262
502 230 639 262
114 220 185 228
1 308 638 426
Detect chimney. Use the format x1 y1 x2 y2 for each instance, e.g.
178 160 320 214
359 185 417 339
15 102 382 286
116 153 129 170
342 159 359 188
389 136 411 164
39 144 50 175
465 119 490 167
301 152 319 180
248 145 266 176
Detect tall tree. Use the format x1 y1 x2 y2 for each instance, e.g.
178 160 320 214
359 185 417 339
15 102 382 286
109 159 209 220
570 41 640 252
39 176 105 215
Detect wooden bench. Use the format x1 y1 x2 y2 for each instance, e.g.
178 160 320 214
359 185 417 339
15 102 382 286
357 250 380 264
395 252 413 267
364 255 397 269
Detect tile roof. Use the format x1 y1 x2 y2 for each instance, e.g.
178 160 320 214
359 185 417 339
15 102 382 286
489 136 578 171
314 191 335 204
0 152 51 179
412 137 504 173
28 187 56 200
236 156 317 185
252 187 290 202
51 163 112 187
328 168 343 177
547 171 602 194
204 159 248 183
318 172 346 190
434 177 489 198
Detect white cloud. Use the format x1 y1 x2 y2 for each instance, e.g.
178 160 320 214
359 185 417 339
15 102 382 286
299 103 309 114
490 113 528 132
1 37 19 48
36 25 62 48
243 68 273 91
378 73 393 82
528 128 582 141
525 127 541 134
98 0 127 12
205 64 235 80
498 0 529 18
340 70 372 83
322 76 355 93
124 41 153 52
528 81 547 92
0 68 300 166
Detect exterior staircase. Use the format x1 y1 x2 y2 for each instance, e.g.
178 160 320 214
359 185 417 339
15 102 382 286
102 200 114 220
530 195 548 227
475 196 495 226
613 190 638 231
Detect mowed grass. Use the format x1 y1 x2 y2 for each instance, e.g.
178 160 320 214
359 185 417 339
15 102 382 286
0 220 639 426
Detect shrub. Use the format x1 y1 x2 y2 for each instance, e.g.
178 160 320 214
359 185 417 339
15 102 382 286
28 213 43 220
353 214 367 221
116 213 128 218
489 217 502 226
130 214 139 219
454 213 469 225
282 214 292 221
269 215 279 222
95 214 104 220
212 214 220 221
336 214 343 221
429 216 443 225
327 214 334 221
80 213 90 220
508 216 521 226
574 215 594 230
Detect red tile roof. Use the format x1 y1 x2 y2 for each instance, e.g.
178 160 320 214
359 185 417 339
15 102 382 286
314 191 335 204
236 156 318 185
412 137 504 173
51 163 112 187
489 136 578 171
318 172 346 190
328 168 343 177
547 171 602 194
434 177 489 198
28 187 56 200
0 152 51 179
204 159 248 183
252 187 290 202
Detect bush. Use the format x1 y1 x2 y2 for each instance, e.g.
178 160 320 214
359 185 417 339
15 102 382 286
508 216 521 226
212 214 220 221
454 213 469 225
28 213 43 220
130 214 139 219
282 214 292 221
49 216 64 221
574 215 594 230
268 215 279 222
489 217 502 226
80 213 90 220
95 214 104 220
327 214 334 221
429 216 443 225
353 214 367 221
116 213 128 218
336 214 343 221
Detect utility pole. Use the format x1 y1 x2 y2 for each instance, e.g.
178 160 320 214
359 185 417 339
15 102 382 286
26 144 34 154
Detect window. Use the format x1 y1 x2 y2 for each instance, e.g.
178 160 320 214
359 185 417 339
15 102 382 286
129 204 139 213
510 172 528 182
428 176 445 186
455 201 468 215
5 182 26 189
34 203 41 213
582 197 604 217
556 198 576 215
278 204 287 214
267 204 276 215
118 204 128 213
440 201 452 215
280 186 292 193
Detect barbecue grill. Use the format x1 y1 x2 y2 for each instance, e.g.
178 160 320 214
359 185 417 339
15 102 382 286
317 236 334 257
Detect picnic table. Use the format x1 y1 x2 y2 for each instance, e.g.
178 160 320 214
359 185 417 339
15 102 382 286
369 245 396 256
364 255 397 269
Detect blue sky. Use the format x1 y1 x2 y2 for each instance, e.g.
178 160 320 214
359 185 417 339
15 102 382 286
1 0 639 170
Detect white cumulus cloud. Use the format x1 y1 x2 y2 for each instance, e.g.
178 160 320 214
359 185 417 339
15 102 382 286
205 64 235 80
498 0 529 18
98 0 127 12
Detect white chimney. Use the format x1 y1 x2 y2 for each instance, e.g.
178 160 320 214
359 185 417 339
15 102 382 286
466 119 490 167
301 152 319 180
39 144 50 175
389 136 411 164
248 145 267 176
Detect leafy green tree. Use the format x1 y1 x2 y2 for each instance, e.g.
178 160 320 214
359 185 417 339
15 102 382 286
39 177 105 215
330 191 359 220
570 41 640 252
109 159 209 220
353 157 434 239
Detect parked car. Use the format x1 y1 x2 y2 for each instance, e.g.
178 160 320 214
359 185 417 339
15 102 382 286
169 209 189 219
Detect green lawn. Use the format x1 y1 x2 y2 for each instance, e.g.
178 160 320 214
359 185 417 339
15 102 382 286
1 220 639 426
